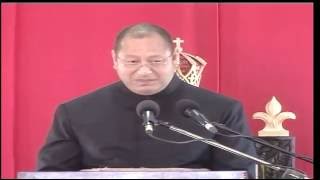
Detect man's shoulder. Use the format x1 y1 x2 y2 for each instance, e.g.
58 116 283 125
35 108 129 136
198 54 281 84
182 82 240 106
181 83 246 124
61 81 121 107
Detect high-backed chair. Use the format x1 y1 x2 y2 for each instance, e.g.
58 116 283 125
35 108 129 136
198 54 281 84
253 96 296 179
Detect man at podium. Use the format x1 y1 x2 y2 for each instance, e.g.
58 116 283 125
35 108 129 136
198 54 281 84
37 23 257 178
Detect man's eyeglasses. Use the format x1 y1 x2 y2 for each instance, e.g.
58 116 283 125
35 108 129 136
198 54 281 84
117 54 173 69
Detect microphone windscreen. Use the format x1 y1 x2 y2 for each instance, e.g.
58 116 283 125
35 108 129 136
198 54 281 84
176 99 200 117
136 100 160 118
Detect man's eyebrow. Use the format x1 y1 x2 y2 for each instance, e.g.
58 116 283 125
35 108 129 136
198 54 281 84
120 55 140 58
121 54 166 58
148 55 164 58
147 53 172 58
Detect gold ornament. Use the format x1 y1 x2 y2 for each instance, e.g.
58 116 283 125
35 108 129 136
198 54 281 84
253 96 296 136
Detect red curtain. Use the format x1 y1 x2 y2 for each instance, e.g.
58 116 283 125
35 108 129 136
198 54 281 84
1 3 313 178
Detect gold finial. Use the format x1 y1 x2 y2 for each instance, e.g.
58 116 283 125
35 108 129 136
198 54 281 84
253 96 296 136
173 37 184 53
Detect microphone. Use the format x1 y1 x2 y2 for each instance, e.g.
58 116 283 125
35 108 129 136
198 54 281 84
136 100 160 134
176 99 218 134
176 99 314 166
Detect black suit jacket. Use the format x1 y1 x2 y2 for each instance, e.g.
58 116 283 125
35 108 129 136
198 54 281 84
37 75 257 178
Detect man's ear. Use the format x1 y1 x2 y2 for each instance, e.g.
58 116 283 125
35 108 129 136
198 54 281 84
111 49 118 70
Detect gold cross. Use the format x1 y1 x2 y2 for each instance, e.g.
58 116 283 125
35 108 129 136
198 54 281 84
173 37 184 53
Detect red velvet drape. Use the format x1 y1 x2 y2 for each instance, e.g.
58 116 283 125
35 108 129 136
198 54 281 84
2 3 313 178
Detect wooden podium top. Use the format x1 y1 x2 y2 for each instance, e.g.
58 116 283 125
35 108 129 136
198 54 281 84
17 168 248 179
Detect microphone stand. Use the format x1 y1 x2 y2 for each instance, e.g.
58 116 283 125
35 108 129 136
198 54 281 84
155 121 309 179
208 120 313 164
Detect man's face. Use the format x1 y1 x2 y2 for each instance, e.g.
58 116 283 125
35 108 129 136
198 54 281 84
112 34 178 95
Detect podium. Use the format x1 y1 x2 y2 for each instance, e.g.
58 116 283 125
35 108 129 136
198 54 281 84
17 168 248 179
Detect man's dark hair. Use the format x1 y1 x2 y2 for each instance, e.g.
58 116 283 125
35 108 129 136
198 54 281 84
114 23 174 54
